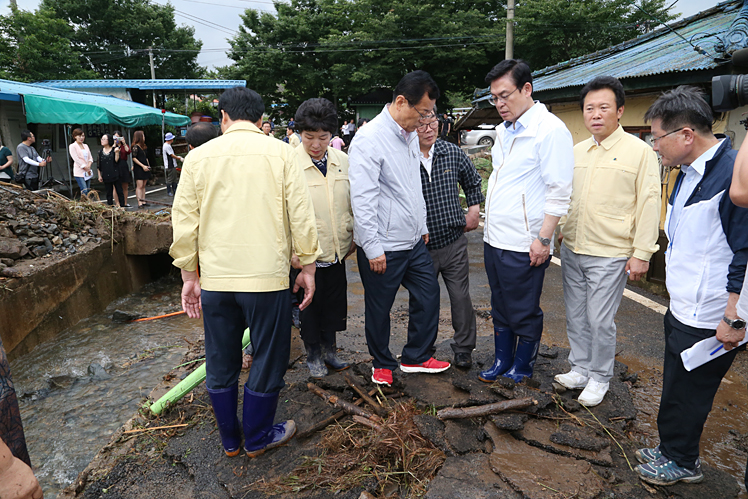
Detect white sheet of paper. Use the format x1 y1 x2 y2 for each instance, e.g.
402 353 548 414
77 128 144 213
680 335 748 372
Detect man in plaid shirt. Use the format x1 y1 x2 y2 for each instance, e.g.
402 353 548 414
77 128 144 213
418 111 484 368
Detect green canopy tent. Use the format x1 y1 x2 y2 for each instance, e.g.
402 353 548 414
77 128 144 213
0 78 192 196
23 94 190 127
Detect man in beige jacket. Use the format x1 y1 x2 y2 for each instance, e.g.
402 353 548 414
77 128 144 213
555 76 661 406
170 86 320 458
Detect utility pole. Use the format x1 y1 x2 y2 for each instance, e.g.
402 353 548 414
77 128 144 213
9 0 17 12
148 46 157 108
505 0 515 60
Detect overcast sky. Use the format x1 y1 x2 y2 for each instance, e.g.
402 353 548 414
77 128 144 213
0 0 720 71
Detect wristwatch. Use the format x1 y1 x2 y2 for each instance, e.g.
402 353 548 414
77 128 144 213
723 316 747 330
537 236 551 247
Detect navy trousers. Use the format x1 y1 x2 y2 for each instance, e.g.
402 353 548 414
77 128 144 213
202 289 291 393
658 310 737 469
484 243 549 342
357 239 440 370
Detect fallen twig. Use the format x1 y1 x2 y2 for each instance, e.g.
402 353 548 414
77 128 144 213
344 372 389 417
123 423 188 434
299 387 380 439
437 397 537 420
581 404 633 471
307 383 382 422
352 415 384 432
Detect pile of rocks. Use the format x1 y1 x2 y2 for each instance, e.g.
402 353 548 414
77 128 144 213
0 186 108 277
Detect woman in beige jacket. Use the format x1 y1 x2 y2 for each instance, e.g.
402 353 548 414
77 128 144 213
293 98 356 378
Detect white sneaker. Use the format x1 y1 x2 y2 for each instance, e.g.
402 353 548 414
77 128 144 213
578 379 609 407
554 370 589 389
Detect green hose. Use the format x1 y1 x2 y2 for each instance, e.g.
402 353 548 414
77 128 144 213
149 328 250 415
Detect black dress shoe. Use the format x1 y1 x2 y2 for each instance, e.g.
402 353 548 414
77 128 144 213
454 352 472 369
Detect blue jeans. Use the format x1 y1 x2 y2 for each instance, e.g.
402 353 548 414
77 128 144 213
75 176 91 195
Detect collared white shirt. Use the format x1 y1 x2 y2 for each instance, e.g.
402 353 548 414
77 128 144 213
419 143 435 181
668 139 722 240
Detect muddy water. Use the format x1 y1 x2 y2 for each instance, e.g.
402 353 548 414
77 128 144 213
8 275 204 498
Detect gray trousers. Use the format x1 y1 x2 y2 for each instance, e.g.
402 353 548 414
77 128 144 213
429 234 476 354
560 244 627 383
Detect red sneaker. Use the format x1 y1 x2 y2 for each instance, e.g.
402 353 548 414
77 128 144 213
372 368 393 386
400 357 451 373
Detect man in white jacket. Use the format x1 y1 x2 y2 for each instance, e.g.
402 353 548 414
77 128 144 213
478 59 574 384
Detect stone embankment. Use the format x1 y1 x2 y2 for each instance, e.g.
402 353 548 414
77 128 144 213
0 182 174 358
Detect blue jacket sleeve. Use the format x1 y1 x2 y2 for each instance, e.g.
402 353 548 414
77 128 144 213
720 185 748 294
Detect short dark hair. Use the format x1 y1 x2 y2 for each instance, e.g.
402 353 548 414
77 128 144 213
262 121 271 127
393 70 440 106
101 133 114 147
218 86 265 122
485 59 533 93
644 85 713 135
185 123 218 148
21 130 33 141
580 76 625 110
294 98 338 134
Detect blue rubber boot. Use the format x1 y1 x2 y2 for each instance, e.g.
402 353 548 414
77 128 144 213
206 384 242 457
243 386 297 458
478 328 516 383
504 339 540 383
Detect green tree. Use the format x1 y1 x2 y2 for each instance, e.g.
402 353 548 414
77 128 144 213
0 7 96 82
222 0 506 116
40 0 203 79
514 0 678 71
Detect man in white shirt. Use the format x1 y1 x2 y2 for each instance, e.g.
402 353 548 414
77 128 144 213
634 86 748 486
478 59 574 385
162 132 183 196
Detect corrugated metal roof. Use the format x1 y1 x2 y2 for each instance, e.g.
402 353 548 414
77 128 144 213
36 79 246 91
531 1 741 92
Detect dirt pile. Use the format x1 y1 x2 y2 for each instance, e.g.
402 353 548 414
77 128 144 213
0 183 170 278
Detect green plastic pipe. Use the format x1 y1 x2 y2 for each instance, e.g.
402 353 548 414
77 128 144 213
149 328 250 415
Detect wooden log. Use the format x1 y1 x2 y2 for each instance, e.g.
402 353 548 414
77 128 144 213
345 372 389 417
352 415 384 432
297 388 377 439
437 397 537 420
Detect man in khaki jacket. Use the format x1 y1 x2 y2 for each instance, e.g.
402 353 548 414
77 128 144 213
555 76 661 406
170 86 321 458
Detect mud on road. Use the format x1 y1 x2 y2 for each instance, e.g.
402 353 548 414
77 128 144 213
60 332 740 499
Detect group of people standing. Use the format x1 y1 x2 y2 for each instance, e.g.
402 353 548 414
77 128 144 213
3 127 186 210
168 60 748 492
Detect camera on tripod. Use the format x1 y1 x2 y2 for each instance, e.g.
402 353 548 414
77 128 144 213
41 138 51 149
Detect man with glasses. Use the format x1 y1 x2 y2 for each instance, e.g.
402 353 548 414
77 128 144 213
350 70 451 386
417 108 483 369
479 59 574 384
554 76 661 407
633 86 748 486
16 130 48 191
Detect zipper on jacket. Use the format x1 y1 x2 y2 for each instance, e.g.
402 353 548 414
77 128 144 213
521 194 530 233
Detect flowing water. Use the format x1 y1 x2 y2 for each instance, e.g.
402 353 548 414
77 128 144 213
8 275 204 498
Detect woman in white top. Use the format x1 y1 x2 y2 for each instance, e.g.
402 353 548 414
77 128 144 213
69 128 93 196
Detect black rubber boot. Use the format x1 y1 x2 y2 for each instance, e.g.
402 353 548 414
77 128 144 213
304 341 328 378
321 331 349 372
